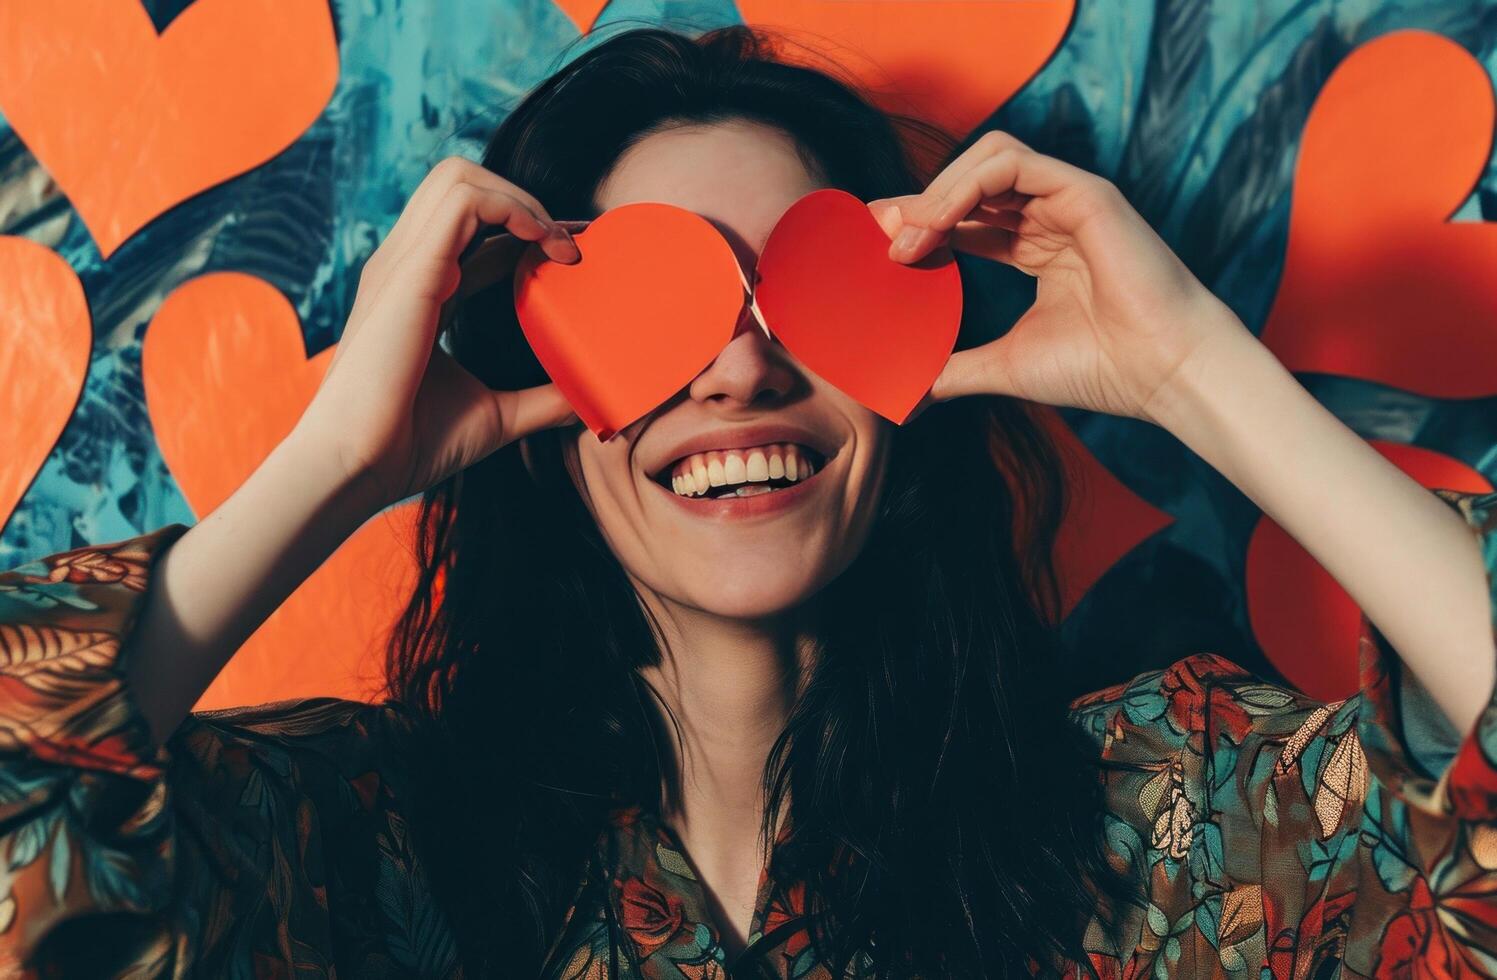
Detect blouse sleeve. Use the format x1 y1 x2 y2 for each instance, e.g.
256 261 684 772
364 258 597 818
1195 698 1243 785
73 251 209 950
0 524 419 977
1069 487 1497 979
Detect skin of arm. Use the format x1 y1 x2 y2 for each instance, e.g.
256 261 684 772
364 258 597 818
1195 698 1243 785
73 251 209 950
121 433 374 747
1145 319 1495 733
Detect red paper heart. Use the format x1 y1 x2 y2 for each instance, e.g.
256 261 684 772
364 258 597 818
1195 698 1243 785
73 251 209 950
514 189 963 436
754 189 963 424
513 203 748 440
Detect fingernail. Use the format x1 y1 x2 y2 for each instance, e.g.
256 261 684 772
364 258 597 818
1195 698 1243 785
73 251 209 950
894 226 921 254
548 225 580 260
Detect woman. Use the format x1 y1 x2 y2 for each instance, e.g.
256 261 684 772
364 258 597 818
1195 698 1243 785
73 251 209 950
0 23 1492 979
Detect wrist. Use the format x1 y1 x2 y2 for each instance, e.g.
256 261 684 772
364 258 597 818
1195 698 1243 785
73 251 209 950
1142 319 1339 503
275 428 386 528
1142 313 1281 437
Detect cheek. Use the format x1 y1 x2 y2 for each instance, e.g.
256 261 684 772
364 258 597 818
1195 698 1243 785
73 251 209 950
570 441 653 552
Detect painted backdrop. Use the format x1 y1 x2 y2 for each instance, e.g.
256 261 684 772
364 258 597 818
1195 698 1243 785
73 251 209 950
1 0 1494 710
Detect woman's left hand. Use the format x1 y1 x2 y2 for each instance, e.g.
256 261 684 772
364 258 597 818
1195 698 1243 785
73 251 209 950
869 131 1249 424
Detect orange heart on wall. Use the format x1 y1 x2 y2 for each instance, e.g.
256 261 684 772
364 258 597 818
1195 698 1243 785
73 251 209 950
552 0 611 33
0 0 338 258
0 238 92 531
1261 30 1497 399
734 0 1074 135
143 272 419 710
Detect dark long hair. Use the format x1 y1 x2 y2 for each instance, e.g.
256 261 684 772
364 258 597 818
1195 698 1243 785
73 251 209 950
385 23 1127 978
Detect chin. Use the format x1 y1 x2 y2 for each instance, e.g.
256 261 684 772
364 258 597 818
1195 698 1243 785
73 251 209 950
681 568 828 621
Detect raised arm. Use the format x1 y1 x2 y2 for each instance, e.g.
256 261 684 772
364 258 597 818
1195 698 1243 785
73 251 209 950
1140 326 1494 732
0 158 579 973
877 129 1494 733
122 156 581 746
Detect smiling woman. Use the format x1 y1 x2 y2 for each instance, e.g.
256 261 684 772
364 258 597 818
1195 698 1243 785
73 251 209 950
1 22 1496 980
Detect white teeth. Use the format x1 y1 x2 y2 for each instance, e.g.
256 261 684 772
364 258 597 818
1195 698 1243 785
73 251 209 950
663 442 825 498
723 451 747 485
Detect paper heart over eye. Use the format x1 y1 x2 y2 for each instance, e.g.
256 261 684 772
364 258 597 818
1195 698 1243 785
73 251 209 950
513 206 747 441
514 188 963 439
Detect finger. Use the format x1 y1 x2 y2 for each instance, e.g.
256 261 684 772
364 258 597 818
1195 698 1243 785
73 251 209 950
338 184 559 395
964 208 1024 232
947 223 1018 266
386 157 563 268
365 161 571 322
448 218 590 313
866 197 906 240
341 181 550 362
395 181 557 300
922 129 1033 203
892 152 1081 263
494 382 581 446
978 190 1033 213
927 149 1085 231
880 131 1034 258
887 193 1027 255
928 340 1017 402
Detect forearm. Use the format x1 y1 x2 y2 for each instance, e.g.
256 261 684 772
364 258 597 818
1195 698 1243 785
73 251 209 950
123 432 378 747
1146 317 1495 732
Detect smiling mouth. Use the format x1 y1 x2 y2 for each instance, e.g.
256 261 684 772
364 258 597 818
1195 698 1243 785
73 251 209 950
652 442 828 499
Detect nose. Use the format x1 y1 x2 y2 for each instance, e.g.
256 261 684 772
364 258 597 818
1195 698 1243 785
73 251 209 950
686 304 797 410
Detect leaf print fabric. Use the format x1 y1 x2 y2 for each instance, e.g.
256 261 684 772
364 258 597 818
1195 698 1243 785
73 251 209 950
0 488 1492 978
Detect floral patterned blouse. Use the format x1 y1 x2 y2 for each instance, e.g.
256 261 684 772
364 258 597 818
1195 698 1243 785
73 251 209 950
0 488 1493 979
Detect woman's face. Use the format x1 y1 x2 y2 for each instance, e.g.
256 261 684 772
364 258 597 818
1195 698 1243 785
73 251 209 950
565 118 892 622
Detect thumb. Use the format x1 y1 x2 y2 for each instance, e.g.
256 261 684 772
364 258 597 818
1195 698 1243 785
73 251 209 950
494 382 580 446
866 197 910 240
928 338 1017 403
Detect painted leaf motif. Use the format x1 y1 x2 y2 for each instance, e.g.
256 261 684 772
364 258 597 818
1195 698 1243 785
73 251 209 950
1277 703 1338 775
1218 884 1263 947
1313 732 1368 839
0 623 117 672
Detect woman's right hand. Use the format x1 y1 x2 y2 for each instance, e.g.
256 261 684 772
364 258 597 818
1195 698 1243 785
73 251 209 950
294 156 582 514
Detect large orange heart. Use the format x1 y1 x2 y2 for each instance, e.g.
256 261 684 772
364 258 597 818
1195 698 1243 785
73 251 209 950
735 0 1075 136
1261 30 1497 398
514 189 962 437
0 238 91 532
0 0 338 259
